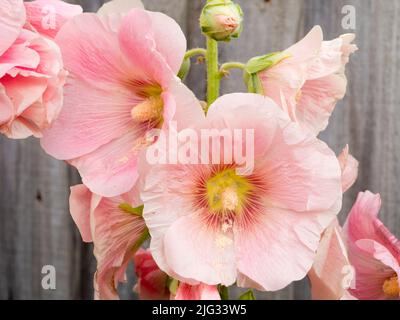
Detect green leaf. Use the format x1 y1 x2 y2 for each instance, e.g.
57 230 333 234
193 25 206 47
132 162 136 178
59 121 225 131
238 290 256 300
118 203 144 216
245 51 291 74
167 278 179 295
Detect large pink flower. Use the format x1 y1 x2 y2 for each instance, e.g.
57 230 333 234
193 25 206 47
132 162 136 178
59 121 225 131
24 0 83 39
344 191 400 300
141 93 343 291
259 26 357 136
0 0 66 138
41 8 204 197
69 184 147 300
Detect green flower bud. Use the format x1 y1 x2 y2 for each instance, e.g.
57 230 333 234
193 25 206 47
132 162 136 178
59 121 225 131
200 0 243 42
244 51 291 94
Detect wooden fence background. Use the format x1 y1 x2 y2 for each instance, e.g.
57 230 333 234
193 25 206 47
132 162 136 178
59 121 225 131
1 0 399 299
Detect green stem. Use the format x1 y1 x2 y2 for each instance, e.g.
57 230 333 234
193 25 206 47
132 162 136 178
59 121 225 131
219 61 245 76
206 37 220 109
184 48 207 60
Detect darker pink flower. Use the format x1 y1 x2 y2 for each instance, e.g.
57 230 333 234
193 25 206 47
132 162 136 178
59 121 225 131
0 0 66 138
41 8 204 197
259 26 357 136
141 93 343 291
69 184 147 300
134 249 170 300
24 0 83 39
344 191 400 300
174 283 220 300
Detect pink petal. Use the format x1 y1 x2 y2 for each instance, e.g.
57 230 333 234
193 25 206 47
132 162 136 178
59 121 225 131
24 0 83 39
92 189 146 299
337 145 359 192
164 213 237 286
69 184 93 243
174 283 220 300
309 219 353 300
295 73 347 135
0 83 13 125
69 130 141 197
235 204 338 291
0 0 26 56
118 9 184 86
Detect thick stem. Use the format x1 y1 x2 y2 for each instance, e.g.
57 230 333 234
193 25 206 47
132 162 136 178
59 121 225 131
206 37 220 109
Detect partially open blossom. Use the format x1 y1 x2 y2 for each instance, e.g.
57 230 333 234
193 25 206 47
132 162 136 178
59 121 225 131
174 283 220 300
69 184 147 300
309 219 356 300
0 0 66 139
134 249 170 300
24 0 83 39
200 0 243 41
344 191 400 300
256 26 357 136
141 93 342 291
337 145 359 192
41 8 204 197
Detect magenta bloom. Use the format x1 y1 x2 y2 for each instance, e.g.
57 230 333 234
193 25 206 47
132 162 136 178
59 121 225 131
141 93 342 291
0 0 66 138
69 184 147 300
41 8 204 197
134 249 170 300
259 26 357 136
344 191 400 299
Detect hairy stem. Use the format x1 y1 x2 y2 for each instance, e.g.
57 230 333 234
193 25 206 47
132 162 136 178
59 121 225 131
206 37 220 109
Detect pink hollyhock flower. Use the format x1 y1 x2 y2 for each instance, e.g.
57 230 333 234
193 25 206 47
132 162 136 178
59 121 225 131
309 219 356 300
69 184 147 300
0 0 66 138
141 93 343 291
344 191 400 300
41 8 204 197
174 283 220 300
258 26 357 136
337 145 358 192
134 249 170 300
24 0 83 39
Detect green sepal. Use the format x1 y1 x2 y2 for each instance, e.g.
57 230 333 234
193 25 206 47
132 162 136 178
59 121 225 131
238 290 256 300
118 203 144 216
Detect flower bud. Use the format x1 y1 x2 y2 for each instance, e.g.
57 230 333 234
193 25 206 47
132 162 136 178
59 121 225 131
244 51 291 94
200 0 243 42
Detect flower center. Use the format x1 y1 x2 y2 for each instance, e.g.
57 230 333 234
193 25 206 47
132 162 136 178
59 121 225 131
131 95 164 124
206 169 252 213
382 275 399 298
